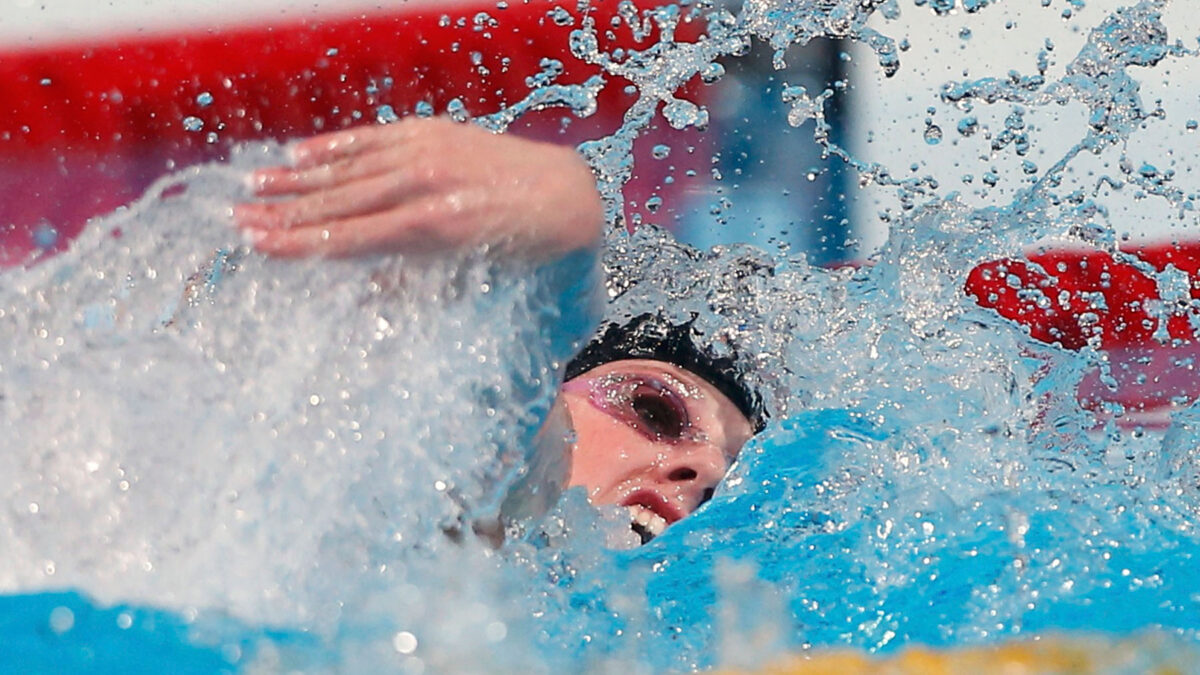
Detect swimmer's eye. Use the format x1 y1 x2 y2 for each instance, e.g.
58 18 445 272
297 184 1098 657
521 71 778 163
579 372 699 442
629 382 689 439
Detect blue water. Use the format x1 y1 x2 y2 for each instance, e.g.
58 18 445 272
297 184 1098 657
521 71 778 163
9 409 1198 671
3 0 1200 672
0 591 253 674
639 410 1200 653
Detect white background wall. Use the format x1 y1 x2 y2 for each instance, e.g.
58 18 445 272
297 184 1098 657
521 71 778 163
849 0 1200 248
0 0 473 45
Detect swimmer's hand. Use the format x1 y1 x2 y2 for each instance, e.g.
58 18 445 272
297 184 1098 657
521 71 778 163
234 118 604 259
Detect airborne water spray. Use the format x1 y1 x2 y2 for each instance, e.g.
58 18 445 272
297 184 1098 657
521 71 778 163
1 0 1199 672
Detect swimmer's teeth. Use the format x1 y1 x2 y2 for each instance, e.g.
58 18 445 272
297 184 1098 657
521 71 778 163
627 505 669 541
645 512 667 537
634 506 652 527
628 505 648 527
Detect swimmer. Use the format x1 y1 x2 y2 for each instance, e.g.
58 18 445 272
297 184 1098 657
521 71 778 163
234 118 765 541
559 315 762 542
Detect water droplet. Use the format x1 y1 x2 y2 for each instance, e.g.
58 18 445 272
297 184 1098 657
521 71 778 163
32 223 58 250
414 101 434 118
662 99 707 130
651 144 671 160
485 621 508 642
49 607 74 635
549 6 573 26
923 123 943 145
700 62 725 84
446 98 469 122
393 631 418 654
195 92 213 107
182 116 203 132
376 105 400 124
1187 120 1198 132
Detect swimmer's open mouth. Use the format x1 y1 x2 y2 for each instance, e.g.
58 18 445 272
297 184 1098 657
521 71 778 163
628 505 668 544
623 491 682 545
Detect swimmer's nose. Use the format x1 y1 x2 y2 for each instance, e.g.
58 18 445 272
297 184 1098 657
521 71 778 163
658 444 729 502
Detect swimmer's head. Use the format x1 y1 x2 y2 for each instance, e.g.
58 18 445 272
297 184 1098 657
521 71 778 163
558 314 764 543
564 314 766 432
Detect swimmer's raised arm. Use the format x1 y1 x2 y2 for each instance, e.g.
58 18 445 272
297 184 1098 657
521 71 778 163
234 118 604 259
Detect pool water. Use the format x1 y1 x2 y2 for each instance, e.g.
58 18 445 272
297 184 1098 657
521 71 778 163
2 0 1200 672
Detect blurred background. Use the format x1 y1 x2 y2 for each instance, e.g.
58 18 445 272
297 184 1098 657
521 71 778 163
2 0 1197 264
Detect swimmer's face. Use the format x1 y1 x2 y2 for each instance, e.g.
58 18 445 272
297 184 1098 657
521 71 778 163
559 359 754 543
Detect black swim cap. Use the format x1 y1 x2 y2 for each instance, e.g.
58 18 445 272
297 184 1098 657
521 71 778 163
563 313 767 432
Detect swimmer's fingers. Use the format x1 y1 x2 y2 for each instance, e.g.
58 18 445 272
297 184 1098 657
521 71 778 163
236 118 603 259
235 165 440 230
251 119 481 196
243 194 474 258
251 148 405 197
288 118 452 169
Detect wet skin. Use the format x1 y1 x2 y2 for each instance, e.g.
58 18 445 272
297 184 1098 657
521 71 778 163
560 359 754 542
231 122 745 541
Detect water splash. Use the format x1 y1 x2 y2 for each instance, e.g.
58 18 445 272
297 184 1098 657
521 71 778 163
1 0 1199 672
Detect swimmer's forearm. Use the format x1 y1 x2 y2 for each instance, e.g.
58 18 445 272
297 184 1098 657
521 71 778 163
233 118 604 260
